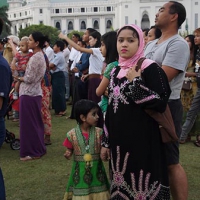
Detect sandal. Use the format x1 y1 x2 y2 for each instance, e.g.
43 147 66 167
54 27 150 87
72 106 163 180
12 118 19 122
55 111 66 117
194 140 200 147
193 134 200 147
20 156 40 161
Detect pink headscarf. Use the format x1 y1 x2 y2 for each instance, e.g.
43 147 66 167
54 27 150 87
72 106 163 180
117 24 154 78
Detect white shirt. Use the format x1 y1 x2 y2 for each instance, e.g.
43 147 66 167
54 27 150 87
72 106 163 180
69 47 79 62
44 46 54 63
71 51 83 77
63 47 70 70
89 48 104 74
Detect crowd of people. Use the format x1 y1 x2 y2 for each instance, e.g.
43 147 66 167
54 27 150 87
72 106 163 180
1 0 200 199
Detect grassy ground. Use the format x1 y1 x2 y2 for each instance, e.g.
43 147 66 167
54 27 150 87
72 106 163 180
0 106 200 200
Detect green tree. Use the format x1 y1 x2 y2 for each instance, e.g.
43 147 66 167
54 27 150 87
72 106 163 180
67 30 84 39
18 24 60 46
0 6 11 37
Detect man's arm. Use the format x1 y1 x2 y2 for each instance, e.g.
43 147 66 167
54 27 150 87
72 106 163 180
0 97 3 110
76 53 90 72
162 66 180 82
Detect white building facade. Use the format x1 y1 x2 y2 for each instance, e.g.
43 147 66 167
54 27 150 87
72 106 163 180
6 0 200 36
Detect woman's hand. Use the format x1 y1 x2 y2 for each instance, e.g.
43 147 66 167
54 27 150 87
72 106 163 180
126 65 141 82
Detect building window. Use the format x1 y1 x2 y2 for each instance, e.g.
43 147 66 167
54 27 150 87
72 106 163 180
56 22 61 30
106 20 112 28
20 13 22 17
15 26 17 35
14 14 16 18
195 13 198 29
195 2 198 5
141 14 150 30
125 5 128 8
40 9 43 14
81 8 85 12
93 20 99 29
39 21 43 24
125 16 128 24
107 7 111 11
94 7 98 12
68 21 73 30
80 21 86 29
68 8 72 13
56 9 59 14
25 11 27 15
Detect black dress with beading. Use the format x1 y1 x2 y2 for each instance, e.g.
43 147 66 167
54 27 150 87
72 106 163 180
105 63 171 200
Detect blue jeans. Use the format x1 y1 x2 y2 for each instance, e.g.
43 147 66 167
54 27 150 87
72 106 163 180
180 88 200 140
0 117 6 200
63 71 70 100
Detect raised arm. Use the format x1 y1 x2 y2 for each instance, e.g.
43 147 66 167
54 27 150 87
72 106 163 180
59 32 93 54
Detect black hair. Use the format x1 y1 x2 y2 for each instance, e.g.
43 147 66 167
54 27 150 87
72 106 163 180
62 39 68 46
78 38 86 47
89 31 101 47
54 40 64 51
44 36 50 44
74 99 99 124
185 34 198 66
0 18 3 35
150 26 162 39
86 28 96 36
117 26 139 43
73 33 80 39
169 1 186 28
101 31 118 64
31 31 46 49
142 28 150 36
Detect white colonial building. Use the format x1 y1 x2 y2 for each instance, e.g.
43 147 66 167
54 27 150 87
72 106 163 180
6 0 200 36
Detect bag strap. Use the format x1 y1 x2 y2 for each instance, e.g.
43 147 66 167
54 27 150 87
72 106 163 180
135 57 146 71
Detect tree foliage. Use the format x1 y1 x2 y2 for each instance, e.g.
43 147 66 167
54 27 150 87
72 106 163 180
67 30 84 39
18 24 60 46
0 6 11 37
18 25 85 45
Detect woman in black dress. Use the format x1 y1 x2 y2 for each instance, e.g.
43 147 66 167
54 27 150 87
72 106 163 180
103 24 171 199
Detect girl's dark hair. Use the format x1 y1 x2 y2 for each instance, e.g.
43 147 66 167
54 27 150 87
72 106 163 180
101 31 118 64
89 31 101 47
31 31 46 49
54 40 64 51
87 28 96 35
74 99 99 124
117 26 139 42
185 34 198 66
150 26 162 39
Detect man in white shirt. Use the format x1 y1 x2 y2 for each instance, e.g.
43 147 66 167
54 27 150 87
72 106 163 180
43 37 54 63
62 39 70 101
68 33 80 103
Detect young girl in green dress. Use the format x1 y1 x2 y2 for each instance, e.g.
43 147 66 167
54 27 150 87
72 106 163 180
63 99 110 200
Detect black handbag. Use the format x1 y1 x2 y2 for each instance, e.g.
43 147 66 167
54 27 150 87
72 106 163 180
182 79 192 91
